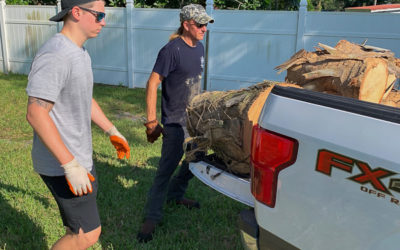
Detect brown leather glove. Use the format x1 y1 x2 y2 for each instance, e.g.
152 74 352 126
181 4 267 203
144 120 165 143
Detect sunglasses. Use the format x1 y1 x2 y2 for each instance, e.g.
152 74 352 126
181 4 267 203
79 6 106 22
191 22 207 28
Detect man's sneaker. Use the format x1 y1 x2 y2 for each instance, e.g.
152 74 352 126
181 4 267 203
137 219 157 243
175 198 200 209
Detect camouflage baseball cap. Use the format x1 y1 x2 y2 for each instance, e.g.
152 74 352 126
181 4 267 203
180 4 214 24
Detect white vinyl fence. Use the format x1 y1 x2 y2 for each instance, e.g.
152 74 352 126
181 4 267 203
1 0 400 90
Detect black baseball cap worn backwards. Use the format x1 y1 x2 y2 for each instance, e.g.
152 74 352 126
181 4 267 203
50 0 96 22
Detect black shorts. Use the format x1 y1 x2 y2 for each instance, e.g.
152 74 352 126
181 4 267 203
40 167 100 234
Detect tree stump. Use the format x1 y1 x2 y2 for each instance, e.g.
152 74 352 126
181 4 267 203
185 81 299 175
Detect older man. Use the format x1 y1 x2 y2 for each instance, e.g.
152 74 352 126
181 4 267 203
138 4 214 243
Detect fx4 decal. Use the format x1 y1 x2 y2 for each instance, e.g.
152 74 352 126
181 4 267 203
390 179 400 193
315 149 399 196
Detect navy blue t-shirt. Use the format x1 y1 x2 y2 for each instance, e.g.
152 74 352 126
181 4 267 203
153 37 204 126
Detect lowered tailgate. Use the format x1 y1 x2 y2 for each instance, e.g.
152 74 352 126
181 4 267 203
189 161 254 207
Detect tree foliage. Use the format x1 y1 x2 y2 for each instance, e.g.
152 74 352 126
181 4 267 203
6 0 56 5
310 0 400 11
5 0 400 11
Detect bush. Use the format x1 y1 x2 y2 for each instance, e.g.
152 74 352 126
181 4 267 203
6 0 56 5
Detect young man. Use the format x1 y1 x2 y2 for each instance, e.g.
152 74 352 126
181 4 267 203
138 4 214 243
26 0 130 248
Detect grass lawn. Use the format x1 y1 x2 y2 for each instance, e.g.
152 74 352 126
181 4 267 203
0 73 248 249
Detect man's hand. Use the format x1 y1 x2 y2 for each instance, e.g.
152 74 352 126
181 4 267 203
106 126 130 159
144 120 165 143
62 158 95 196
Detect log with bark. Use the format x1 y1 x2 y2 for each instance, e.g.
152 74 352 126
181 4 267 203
275 40 400 107
185 81 299 175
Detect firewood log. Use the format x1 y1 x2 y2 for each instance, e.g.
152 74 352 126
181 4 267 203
185 81 300 175
380 90 400 108
275 40 400 104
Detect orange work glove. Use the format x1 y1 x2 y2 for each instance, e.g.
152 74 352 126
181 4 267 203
144 120 165 143
106 126 130 159
61 158 95 196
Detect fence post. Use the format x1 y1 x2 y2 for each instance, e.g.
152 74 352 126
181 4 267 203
204 0 214 90
56 0 62 32
295 0 307 52
126 0 134 88
0 0 9 74
206 0 213 15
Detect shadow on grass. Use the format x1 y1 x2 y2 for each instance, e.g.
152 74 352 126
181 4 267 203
146 156 161 169
0 182 48 249
93 151 160 248
94 151 209 249
92 84 149 117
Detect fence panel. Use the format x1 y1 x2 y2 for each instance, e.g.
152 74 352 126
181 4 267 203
0 18 4 72
304 12 400 55
87 7 127 86
207 10 298 90
131 8 179 88
6 5 56 74
0 32 3 72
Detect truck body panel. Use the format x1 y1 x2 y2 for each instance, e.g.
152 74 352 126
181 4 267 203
190 86 400 250
253 87 400 250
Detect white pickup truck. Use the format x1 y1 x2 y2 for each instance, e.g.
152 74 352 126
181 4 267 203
189 85 400 250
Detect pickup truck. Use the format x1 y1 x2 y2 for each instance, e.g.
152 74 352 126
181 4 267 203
189 85 400 250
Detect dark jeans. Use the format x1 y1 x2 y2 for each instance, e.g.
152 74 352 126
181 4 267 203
144 124 194 223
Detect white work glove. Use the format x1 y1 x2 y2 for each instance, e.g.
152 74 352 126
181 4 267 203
61 158 95 196
106 126 130 159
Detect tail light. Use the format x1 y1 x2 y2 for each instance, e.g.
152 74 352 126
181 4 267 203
251 124 298 208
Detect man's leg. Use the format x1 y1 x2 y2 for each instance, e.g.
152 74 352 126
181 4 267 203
166 160 193 201
166 128 201 207
143 125 185 222
52 226 101 250
166 160 200 209
138 125 185 243
40 167 101 249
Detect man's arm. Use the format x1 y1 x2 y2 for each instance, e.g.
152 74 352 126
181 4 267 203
91 98 113 132
146 72 163 122
144 72 164 143
26 96 73 165
91 98 131 159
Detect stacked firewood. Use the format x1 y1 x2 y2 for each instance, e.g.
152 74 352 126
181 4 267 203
275 40 400 107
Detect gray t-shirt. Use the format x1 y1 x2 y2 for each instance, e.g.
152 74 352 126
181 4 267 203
26 33 94 176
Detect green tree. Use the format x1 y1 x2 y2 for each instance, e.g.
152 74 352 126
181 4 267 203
309 0 400 11
6 0 56 5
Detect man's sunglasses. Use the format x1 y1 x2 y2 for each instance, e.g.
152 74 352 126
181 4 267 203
193 22 207 28
79 6 106 22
